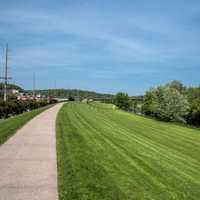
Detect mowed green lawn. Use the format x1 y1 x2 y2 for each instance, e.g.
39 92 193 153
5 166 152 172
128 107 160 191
0 105 51 145
56 102 200 200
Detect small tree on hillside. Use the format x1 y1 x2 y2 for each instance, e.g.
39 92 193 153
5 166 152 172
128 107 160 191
142 86 189 122
114 92 130 111
156 87 189 122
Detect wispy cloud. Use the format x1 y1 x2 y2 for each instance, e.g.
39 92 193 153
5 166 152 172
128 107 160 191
0 0 200 94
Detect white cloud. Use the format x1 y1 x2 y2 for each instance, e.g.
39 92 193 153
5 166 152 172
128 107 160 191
1 2 200 78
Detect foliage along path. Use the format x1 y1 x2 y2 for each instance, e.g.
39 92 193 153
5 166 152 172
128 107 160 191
0 105 52 145
57 102 200 200
0 103 63 200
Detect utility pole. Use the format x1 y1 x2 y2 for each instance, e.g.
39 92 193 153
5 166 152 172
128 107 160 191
0 44 12 102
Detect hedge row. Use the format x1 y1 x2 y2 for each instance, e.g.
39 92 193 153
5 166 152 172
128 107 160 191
0 99 57 119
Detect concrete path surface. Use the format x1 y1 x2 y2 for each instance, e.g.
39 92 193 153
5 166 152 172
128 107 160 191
0 103 63 200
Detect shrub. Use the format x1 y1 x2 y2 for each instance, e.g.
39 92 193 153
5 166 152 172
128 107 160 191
0 99 54 119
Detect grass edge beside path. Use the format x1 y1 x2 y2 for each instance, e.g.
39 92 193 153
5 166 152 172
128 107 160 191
0 105 53 145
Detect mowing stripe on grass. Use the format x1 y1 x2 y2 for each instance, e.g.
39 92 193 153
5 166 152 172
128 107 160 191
56 102 200 200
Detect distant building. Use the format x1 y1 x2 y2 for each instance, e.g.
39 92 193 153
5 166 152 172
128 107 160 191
17 92 47 101
17 93 29 101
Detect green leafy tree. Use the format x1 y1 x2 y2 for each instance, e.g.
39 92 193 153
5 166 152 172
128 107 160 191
114 92 130 111
142 86 189 122
142 89 158 116
156 87 189 122
185 87 200 126
187 99 200 126
166 80 185 93
185 87 200 103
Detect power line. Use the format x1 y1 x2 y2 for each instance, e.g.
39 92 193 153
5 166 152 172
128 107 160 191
0 44 12 102
33 72 36 97
54 80 57 98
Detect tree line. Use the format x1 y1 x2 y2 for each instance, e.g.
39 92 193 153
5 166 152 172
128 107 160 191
114 80 200 127
31 89 114 100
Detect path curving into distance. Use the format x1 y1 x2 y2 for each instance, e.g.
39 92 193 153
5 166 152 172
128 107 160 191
0 103 64 200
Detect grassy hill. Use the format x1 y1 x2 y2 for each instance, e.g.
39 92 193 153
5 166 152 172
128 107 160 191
56 102 200 200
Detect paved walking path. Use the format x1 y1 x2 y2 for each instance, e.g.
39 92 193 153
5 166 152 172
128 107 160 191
0 103 63 200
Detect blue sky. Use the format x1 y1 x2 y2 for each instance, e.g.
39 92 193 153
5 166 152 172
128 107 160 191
0 0 200 95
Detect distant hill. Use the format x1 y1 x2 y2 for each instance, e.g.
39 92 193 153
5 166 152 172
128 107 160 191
29 89 114 100
0 82 23 91
0 83 143 101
